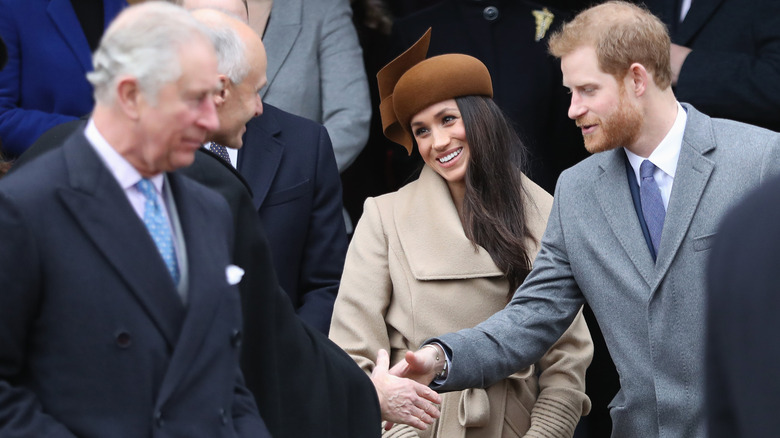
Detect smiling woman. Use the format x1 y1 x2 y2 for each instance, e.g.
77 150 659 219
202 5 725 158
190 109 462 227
329 29 593 438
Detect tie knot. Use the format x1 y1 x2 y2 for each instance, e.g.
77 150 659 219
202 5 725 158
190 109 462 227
640 160 656 180
136 178 157 200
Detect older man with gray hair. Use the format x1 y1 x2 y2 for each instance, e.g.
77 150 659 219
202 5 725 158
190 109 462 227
179 0 349 337
0 3 271 437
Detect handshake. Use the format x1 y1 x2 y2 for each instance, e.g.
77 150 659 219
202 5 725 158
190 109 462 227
369 345 447 431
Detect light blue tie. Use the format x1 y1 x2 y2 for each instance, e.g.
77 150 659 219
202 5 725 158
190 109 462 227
640 160 665 260
136 178 180 284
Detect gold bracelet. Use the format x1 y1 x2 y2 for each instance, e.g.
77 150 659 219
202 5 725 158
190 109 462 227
422 344 448 379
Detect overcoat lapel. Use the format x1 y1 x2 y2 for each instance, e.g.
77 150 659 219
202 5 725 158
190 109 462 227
260 0 302 98
47 0 93 73
57 135 185 349
674 0 726 45
155 173 227 405
237 112 284 209
197 147 253 196
594 149 656 287
395 167 502 280
652 106 715 291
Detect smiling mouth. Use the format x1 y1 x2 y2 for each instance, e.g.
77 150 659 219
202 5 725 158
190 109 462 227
437 147 463 163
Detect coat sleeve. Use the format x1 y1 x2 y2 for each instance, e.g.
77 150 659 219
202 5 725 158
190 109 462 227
523 181 593 438
329 196 393 375
317 0 371 172
0 192 77 437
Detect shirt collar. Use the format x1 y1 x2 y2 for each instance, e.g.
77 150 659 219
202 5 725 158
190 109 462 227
85 118 165 193
625 102 687 180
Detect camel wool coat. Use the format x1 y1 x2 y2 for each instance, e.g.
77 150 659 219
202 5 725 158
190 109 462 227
330 166 593 438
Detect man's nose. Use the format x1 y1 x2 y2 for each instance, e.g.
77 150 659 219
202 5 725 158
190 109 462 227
568 94 586 120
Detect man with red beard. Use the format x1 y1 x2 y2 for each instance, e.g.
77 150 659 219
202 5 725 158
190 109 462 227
380 2 780 437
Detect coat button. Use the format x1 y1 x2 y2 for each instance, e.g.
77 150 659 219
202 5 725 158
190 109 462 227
483 6 499 21
230 329 242 348
154 410 164 428
219 408 227 425
115 331 132 349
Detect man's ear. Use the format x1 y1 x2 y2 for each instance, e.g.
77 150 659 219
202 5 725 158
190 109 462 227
116 76 142 119
627 62 649 97
214 74 230 107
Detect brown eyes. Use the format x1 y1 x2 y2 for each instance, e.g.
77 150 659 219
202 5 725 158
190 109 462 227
414 115 459 137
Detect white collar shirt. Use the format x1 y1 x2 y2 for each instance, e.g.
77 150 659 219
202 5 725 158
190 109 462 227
84 119 170 223
624 102 687 210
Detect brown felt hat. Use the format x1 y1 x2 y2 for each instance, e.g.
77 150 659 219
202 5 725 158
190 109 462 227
377 29 493 154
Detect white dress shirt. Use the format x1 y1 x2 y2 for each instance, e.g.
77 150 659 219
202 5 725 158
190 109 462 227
680 0 693 22
625 102 687 210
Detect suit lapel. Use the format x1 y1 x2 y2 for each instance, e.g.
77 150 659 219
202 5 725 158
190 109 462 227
47 0 94 73
57 134 185 349
594 149 657 287
396 167 503 280
674 0 726 45
260 0 302 98
237 109 284 209
652 105 715 289
198 147 254 196
155 173 226 405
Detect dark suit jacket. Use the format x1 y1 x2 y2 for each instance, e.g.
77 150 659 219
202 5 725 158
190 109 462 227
643 0 780 132
0 0 126 157
238 103 348 334
706 173 780 437
16 119 383 438
391 0 588 193
0 131 267 437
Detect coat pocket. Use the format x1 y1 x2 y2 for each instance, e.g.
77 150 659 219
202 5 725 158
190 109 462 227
264 179 312 206
692 232 717 252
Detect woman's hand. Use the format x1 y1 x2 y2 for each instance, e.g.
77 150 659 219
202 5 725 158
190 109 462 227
371 349 442 431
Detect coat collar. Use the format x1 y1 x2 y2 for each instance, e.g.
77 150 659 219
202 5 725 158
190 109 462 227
395 166 503 280
57 132 236 406
58 134 186 349
198 147 254 197
47 0 94 73
237 105 284 209
651 104 715 288
46 0 126 74
593 103 715 290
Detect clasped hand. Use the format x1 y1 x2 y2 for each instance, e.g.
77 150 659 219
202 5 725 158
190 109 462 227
370 348 443 431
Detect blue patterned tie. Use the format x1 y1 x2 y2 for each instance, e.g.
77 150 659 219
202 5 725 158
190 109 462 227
136 178 180 284
640 160 665 260
209 142 231 165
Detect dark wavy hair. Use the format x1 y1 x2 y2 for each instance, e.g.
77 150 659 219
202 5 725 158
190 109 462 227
456 95 535 293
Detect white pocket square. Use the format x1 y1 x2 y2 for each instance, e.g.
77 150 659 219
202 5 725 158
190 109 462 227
225 264 245 285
